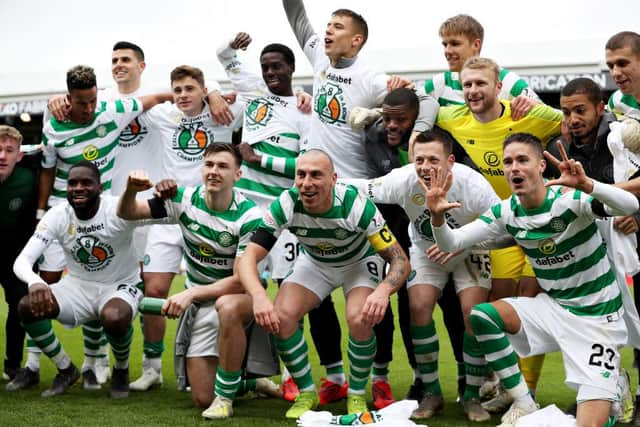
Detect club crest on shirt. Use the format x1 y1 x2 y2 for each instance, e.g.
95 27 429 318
119 118 149 148
8 197 22 211
245 98 274 130
96 125 107 138
419 218 433 238
217 231 234 247
334 228 349 240
72 235 115 272
549 217 567 232
314 82 347 125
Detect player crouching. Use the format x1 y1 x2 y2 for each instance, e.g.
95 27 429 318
12 161 167 398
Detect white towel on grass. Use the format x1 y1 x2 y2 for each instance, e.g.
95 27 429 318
297 400 427 427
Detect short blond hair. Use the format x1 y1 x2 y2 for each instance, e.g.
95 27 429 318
0 125 23 145
461 57 500 83
439 14 484 44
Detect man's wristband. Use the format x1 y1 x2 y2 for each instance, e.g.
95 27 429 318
36 209 46 220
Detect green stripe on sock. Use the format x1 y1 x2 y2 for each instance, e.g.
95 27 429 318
411 322 441 394
603 415 617 427
215 366 242 400
22 319 68 366
107 327 133 362
326 362 344 375
463 332 488 400
275 328 314 391
470 304 526 397
348 335 376 394
143 340 164 358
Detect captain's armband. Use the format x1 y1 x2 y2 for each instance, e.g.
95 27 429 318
368 224 397 252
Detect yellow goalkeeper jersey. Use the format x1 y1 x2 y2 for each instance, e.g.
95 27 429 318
436 100 562 199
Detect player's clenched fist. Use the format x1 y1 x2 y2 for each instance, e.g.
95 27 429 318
127 170 154 192
154 179 178 200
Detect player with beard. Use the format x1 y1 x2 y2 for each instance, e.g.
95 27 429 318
433 57 562 411
7 65 171 393
12 161 168 398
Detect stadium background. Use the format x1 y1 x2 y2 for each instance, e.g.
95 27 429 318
1 0 637 140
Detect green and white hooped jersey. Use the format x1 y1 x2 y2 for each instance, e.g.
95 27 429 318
163 186 262 287
260 183 386 268
139 101 243 188
477 187 621 318
42 98 143 206
423 68 538 107
217 45 310 202
608 90 640 120
303 33 389 178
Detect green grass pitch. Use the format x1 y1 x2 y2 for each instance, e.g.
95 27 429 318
0 276 635 426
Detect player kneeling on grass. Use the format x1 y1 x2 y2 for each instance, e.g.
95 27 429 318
117 143 281 418
425 132 639 427
12 161 166 398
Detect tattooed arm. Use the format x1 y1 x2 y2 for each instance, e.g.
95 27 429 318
378 242 410 291
361 238 410 325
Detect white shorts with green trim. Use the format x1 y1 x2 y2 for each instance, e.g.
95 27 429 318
51 275 142 328
504 292 627 400
283 252 384 300
407 245 491 293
